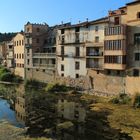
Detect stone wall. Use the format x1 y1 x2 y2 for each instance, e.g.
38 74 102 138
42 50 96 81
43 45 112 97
25 68 55 83
56 75 90 90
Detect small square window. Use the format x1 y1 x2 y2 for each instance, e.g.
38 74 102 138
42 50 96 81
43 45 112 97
27 68 30 71
95 36 99 43
97 70 99 74
61 73 64 77
95 26 98 32
137 12 140 19
61 29 65 34
42 69 45 72
133 69 139 77
76 74 79 78
36 69 39 71
61 64 64 71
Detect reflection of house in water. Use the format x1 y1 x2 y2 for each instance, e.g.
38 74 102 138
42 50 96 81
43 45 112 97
57 99 86 122
15 96 26 125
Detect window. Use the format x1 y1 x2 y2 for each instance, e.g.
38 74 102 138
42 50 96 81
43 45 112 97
95 36 99 43
27 28 30 32
22 40 24 45
61 46 64 55
75 62 80 70
19 54 21 59
61 64 64 71
27 48 30 53
117 70 120 76
114 17 120 25
135 53 140 61
17 41 18 46
36 69 39 71
62 57 64 61
22 54 24 59
36 38 39 43
107 70 111 75
134 33 140 45
37 28 40 32
61 29 64 34
61 73 64 77
19 40 21 46
42 69 45 72
95 26 98 32
27 38 30 44
27 59 30 65
133 69 139 77
17 54 18 59
27 68 30 71
97 70 99 74
75 47 80 57
76 74 79 78
137 12 140 19
75 27 80 32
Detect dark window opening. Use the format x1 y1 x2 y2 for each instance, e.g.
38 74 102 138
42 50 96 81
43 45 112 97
75 47 80 57
135 53 140 61
133 69 139 77
114 17 120 25
61 46 64 55
61 73 64 77
134 33 140 45
76 74 79 78
37 28 40 32
61 64 64 71
61 29 65 34
75 27 80 32
95 36 99 43
97 70 99 74
137 12 140 19
75 62 80 70
107 70 111 75
95 26 98 32
36 38 40 43
42 69 45 72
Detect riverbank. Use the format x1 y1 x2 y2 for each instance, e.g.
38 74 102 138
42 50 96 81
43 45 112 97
81 94 140 140
0 121 52 140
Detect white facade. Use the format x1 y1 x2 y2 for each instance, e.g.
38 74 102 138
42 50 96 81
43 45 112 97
57 19 107 78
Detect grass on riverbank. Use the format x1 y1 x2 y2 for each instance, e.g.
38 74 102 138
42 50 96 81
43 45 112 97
81 94 140 140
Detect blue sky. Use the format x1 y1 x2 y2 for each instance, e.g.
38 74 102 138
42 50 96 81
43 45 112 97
0 0 132 33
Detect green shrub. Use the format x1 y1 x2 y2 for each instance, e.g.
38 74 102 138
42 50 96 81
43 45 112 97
132 92 140 108
110 93 131 105
0 72 14 82
45 83 72 92
45 83 55 92
25 79 45 89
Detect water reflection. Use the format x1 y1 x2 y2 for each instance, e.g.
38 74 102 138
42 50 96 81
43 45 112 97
15 90 133 140
0 98 23 127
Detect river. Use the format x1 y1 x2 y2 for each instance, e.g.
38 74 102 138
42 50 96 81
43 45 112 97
0 98 23 128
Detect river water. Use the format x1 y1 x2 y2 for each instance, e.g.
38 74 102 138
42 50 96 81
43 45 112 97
0 98 23 127
0 84 133 140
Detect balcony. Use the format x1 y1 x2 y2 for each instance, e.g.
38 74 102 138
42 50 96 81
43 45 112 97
33 53 56 58
104 63 126 70
86 52 103 58
86 63 103 70
86 42 104 47
105 25 126 36
33 63 55 69
57 52 84 58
